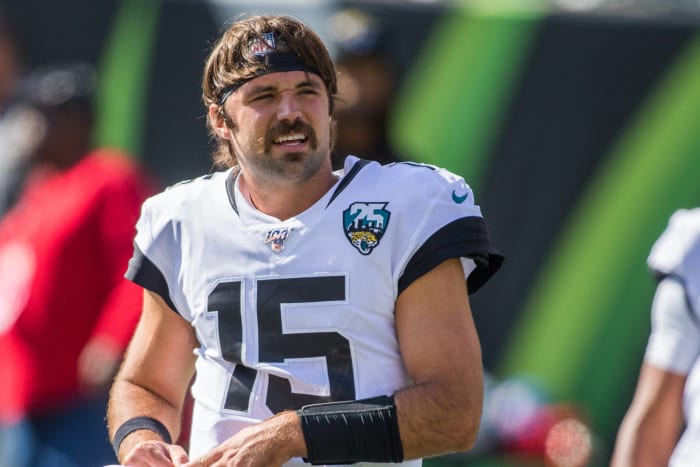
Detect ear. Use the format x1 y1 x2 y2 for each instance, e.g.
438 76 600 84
208 104 231 140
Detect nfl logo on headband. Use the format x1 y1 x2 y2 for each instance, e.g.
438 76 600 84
250 32 276 56
216 32 321 106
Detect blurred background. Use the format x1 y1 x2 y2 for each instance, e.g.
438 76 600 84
2 0 700 465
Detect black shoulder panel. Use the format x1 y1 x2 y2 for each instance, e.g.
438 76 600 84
125 244 180 314
398 216 504 295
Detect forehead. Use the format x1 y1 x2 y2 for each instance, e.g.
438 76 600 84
237 70 326 94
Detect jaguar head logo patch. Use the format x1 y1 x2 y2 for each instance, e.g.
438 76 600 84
343 202 390 255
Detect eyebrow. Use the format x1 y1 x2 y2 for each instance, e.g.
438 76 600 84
246 79 322 97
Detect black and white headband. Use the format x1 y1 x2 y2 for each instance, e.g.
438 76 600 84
217 32 322 105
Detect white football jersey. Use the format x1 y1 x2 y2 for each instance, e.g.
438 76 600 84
648 208 700 320
126 156 502 465
645 208 700 467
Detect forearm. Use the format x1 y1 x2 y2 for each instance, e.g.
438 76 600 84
392 258 485 460
296 377 481 465
612 362 685 467
107 378 185 460
106 289 198 460
193 409 306 466
612 414 677 467
395 377 483 459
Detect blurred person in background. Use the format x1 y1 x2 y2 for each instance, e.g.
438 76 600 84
0 3 27 216
329 8 402 170
611 208 700 467
0 4 22 113
0 62 156 467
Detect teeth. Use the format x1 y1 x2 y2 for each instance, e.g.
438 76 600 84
274 133 307 143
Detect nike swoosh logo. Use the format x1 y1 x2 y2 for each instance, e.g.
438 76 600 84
451 189 469 204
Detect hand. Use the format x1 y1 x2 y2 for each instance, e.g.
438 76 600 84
182 411 304 467
78 336 122 394
121 439 190 467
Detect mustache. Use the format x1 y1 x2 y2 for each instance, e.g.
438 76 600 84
265 119 317 150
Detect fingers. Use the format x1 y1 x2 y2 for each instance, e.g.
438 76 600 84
180 455 207 467
168 444 190 466
122 440 189 466
77 338 121 393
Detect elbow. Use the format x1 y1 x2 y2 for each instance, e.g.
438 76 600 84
454 380 485 452
453 377 484 452
451 408 482 452
438 390 483 453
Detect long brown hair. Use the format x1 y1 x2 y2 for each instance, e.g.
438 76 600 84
202 15 338 168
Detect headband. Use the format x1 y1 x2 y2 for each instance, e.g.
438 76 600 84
217 36 323 106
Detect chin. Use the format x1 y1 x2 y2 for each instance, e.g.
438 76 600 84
283 152 305 162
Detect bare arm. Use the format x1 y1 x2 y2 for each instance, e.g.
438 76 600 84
611 363 685 467
107 289 198 465
394 257 484 459
612 277 696 467
181 258 481 466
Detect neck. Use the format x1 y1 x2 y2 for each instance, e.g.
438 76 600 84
239 164 337 220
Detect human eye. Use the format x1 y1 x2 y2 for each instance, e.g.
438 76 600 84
295 79 320 94
251 93 274 101
246 86 277 103
298 86 320 97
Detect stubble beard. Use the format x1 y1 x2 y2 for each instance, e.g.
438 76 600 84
253 120 328 185
254 148 326 186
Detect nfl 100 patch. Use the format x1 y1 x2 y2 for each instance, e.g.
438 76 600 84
342 202 390 255
264 227 292 253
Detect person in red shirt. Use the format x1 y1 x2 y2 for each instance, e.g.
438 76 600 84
0 63 156 466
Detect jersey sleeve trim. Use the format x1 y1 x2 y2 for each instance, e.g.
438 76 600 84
655 273 699 325
644 277 700 373
125 243 179 314
398 216 503 295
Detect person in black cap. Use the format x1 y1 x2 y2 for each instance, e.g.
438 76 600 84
0 62 95 215
329 8 402 170
107 14 502 467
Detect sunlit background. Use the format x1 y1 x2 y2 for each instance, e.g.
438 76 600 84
3 0 700 465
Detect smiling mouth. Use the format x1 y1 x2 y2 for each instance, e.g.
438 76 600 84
272 132 308 145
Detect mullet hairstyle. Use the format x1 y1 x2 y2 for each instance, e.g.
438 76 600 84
202 15 339 168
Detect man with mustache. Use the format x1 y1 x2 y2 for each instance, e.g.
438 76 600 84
106 14 503 467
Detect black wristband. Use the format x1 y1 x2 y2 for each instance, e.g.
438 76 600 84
298 394 404 465
112 416 172 457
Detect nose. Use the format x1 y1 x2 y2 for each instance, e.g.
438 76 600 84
276 91 302 122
